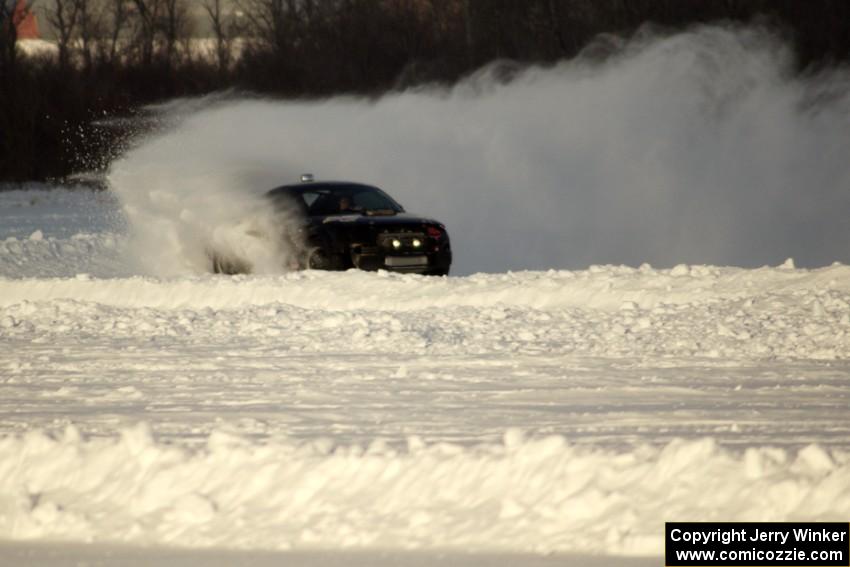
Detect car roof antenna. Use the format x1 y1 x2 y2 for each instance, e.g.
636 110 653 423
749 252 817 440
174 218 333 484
301 173 315 183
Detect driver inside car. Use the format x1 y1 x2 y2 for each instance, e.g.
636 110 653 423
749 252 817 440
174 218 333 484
338 196 353 211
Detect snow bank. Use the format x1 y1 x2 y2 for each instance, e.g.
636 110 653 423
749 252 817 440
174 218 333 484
0 268 849 362
0 188 129 278
0 234 128 279
1 426 847 554
0 188 123 241
2 263 849 361
1 262 848 312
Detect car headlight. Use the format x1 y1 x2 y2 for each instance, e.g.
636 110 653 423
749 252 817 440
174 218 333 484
392 239 402 249
412 238 422 248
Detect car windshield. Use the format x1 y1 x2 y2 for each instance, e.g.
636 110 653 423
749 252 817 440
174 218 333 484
295 184 405 216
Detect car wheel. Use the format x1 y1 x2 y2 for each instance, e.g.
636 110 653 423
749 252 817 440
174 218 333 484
211 252 251 275
306 247 334 270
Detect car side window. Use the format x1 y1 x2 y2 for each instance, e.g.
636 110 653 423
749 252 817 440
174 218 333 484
301 191 320 207
353 191 387 210
305 192 342 215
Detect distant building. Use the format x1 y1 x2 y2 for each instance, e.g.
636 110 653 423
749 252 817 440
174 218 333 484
13 0 39 39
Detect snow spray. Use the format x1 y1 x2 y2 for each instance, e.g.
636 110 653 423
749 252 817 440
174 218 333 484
109 25 850 276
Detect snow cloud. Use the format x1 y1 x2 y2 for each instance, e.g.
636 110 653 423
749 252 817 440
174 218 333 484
108 25 850 276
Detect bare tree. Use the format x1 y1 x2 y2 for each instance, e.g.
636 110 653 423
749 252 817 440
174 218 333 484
75 0 104 69
1 1 20 70
203 0 231 75
103 0 129 64
46 0 81 68
236 0 296 55
162 0 187 64
132 0 162 66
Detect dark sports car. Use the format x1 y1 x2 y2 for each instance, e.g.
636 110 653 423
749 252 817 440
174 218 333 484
212 176 452 276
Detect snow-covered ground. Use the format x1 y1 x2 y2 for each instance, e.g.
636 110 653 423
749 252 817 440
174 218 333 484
0 188 127 279
1 188 849 564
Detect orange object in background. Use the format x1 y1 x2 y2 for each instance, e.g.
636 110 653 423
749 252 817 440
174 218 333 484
13 0 40 39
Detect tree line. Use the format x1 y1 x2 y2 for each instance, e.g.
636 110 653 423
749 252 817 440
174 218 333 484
1 0 849 184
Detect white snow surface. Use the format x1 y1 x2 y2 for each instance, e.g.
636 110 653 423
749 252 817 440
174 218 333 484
0 188 129 279
2 190 850 556
2 428 848 555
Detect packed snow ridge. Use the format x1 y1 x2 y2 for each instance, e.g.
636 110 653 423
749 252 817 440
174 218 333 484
1 426 848 554
2 263 850 360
